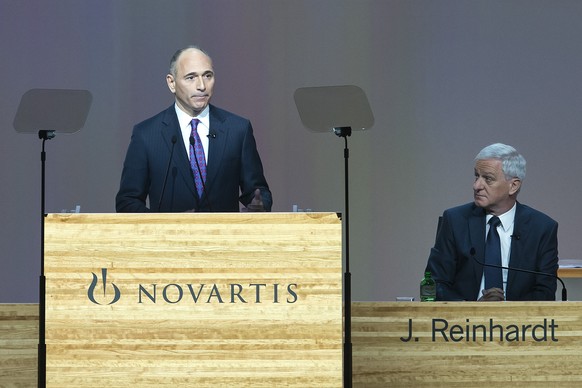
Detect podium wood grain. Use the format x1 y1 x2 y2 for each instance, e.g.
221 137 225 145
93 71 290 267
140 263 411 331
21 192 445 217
43 212 343 387
5 302 582 386
352 302 582 387
0 303 38 386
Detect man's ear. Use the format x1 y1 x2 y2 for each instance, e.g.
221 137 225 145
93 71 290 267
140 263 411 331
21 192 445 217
166 74 176 93
509 178 522 195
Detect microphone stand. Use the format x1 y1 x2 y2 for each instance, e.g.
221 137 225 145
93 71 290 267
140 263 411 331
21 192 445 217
293 85 374 388
158 136 177 212
470 249 567 301
12 89 92 388
334 126 352 388
38 129 55 388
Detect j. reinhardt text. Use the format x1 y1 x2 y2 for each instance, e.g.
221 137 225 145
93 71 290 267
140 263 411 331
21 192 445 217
400 318 558 342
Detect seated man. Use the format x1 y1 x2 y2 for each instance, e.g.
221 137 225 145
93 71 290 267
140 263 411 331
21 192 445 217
426 143 558 301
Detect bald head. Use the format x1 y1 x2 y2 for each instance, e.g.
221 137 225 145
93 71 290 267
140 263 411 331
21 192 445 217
169 46 212 77
166 46 215 117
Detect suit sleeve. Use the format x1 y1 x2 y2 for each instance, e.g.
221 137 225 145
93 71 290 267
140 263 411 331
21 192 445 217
426 211 473 301
515 221 559 301
237 122 272 211
115 126 151 212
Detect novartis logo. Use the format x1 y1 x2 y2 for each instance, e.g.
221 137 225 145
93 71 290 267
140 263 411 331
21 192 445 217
87 268 121 305
86 268 299 305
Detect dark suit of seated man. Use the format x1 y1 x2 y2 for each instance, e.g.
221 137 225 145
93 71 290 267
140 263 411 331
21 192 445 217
116 45 271 213
426 143 558 301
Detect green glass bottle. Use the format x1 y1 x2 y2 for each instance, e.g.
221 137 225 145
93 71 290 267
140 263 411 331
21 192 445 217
420 271 436 302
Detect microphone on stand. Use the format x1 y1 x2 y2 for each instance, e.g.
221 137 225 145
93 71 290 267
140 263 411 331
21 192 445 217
189 136 212 212
157 135 177 212
470 247 567 301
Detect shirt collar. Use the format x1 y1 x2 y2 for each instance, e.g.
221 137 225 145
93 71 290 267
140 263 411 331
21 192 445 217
486 203 516 233
174 104 210 130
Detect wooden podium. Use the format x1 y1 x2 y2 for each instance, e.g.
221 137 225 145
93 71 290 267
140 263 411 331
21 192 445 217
5 302 582 386
43 212 343 387
352 302 582 386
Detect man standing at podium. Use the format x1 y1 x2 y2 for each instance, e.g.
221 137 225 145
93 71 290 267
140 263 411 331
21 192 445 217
116 45 272 213
426 143 558 301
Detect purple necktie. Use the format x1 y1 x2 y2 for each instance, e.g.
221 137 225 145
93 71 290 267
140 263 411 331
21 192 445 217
189 118 207 197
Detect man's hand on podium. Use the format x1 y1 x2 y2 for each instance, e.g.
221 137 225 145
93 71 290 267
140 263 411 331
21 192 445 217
244 189 266 212
478 287 505 301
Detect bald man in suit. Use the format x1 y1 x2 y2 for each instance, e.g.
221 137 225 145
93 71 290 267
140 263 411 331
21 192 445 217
116 46 272 213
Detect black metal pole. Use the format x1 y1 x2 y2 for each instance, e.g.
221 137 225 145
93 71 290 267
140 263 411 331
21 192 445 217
38 130 53 388
334 127 352 388
343 135 352 388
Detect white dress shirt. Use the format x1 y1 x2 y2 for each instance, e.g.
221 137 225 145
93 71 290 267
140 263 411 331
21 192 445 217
477 203 517 299
174 104 210 163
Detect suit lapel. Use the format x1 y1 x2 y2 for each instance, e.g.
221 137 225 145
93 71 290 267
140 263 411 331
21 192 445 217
161 106 197 199
206 105 228 194
507 203 528 292
469 205 487 285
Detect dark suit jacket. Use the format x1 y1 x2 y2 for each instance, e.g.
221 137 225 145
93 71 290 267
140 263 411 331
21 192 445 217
426 202 558 301
116 104 272 212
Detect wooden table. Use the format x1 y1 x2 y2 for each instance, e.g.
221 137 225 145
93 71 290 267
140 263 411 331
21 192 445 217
5 302 582 387
558 259 582 278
